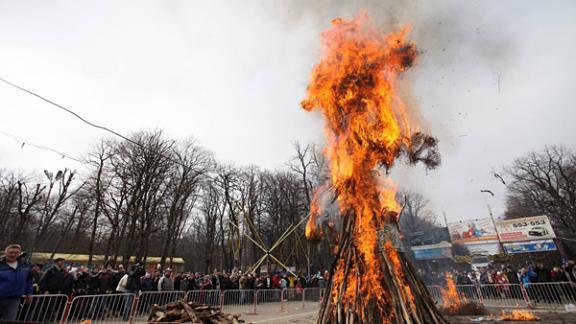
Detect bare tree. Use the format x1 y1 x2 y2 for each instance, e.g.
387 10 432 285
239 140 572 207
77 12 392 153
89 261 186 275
196 182 226 272
289 142 314 207
31 169 78 253
160 140 212 267
12 177 45 245
86 142 112 267
398 191 438 235
0 171 26 246
2 131 339 273
215 165 242 270
49 205 79 259
505 145 576 236
289 142 331 272
110 130 174 264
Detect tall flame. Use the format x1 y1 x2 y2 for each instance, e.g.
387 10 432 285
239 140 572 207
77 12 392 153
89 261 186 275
301 11 421 319
440 272 465 314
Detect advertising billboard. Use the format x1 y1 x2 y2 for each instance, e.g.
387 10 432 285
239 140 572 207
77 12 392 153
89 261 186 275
448 218 498 243
496 215 556 242
503 239 557 254
407 227 450 247
411 242 453 260
463 241 502 255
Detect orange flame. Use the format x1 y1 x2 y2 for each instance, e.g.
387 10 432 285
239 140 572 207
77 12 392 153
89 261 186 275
306 189 324 241
301 11 420 319
440 272 465 313
500 310 541 321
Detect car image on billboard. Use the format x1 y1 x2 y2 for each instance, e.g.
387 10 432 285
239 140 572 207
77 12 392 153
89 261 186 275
528 226 549 237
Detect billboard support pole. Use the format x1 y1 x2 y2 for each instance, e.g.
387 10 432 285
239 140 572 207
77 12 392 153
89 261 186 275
554 237 569 268
487 204 506 255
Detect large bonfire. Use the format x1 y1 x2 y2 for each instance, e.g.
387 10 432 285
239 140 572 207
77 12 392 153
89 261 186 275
301 12 445 323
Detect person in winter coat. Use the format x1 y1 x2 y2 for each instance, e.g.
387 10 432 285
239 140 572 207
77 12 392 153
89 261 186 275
117 264 145 321
112 264 125 290
39 258 66 294
140 273 156 291
173 272 182 291
0 244 33 321
125 264 146 293
62 270 76 295
536 263 551 283
158 269 174 291
74 270 90 295
98 268 115 294
31 263 43 294
550 267 568 282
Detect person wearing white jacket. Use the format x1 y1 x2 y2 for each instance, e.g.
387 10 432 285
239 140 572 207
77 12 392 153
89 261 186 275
115 273 129 293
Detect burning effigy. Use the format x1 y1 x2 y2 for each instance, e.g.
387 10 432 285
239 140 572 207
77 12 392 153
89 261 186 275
301 11 444 324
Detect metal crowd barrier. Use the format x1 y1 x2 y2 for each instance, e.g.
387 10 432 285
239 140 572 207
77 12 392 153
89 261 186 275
14 285 494 322
133 291 186 321
425 286 443 305
456 284 483 305
256 289 283 312
185 289 222 308
524 282 576 310
64 293 136 323
221 289 256 314
426 282 576 310
17 294 68 323
282 287 305 310
478 283 529 308
303 287 325 309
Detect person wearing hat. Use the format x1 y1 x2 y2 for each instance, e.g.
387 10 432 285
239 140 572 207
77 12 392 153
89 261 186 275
0 244 33 321
39 257 66 294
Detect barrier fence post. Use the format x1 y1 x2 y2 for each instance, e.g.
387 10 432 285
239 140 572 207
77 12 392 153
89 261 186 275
220 290 225 310
474 281 485 306
280 288 285 312
128 293 140 324
519 284 533 308
59 296 72 324
252 290 257 314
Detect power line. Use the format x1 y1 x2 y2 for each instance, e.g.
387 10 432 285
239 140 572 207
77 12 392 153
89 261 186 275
0 77 197 172
0 129 85 164
0 77 139 147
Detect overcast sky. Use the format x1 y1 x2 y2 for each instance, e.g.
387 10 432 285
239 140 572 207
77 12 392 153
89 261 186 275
1 0 575 223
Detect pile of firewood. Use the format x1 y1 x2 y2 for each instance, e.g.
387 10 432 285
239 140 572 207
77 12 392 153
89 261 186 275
148 300 244 323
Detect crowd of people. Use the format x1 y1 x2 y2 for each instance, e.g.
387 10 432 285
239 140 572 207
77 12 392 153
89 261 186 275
30 259 330 295
0 244 331 321
37 262 331 297
418 260 576 286
4 242 576 321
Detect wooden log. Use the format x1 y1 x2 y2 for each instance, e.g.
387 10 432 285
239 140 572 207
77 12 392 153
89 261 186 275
147 300 245 323
317 214 448 324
